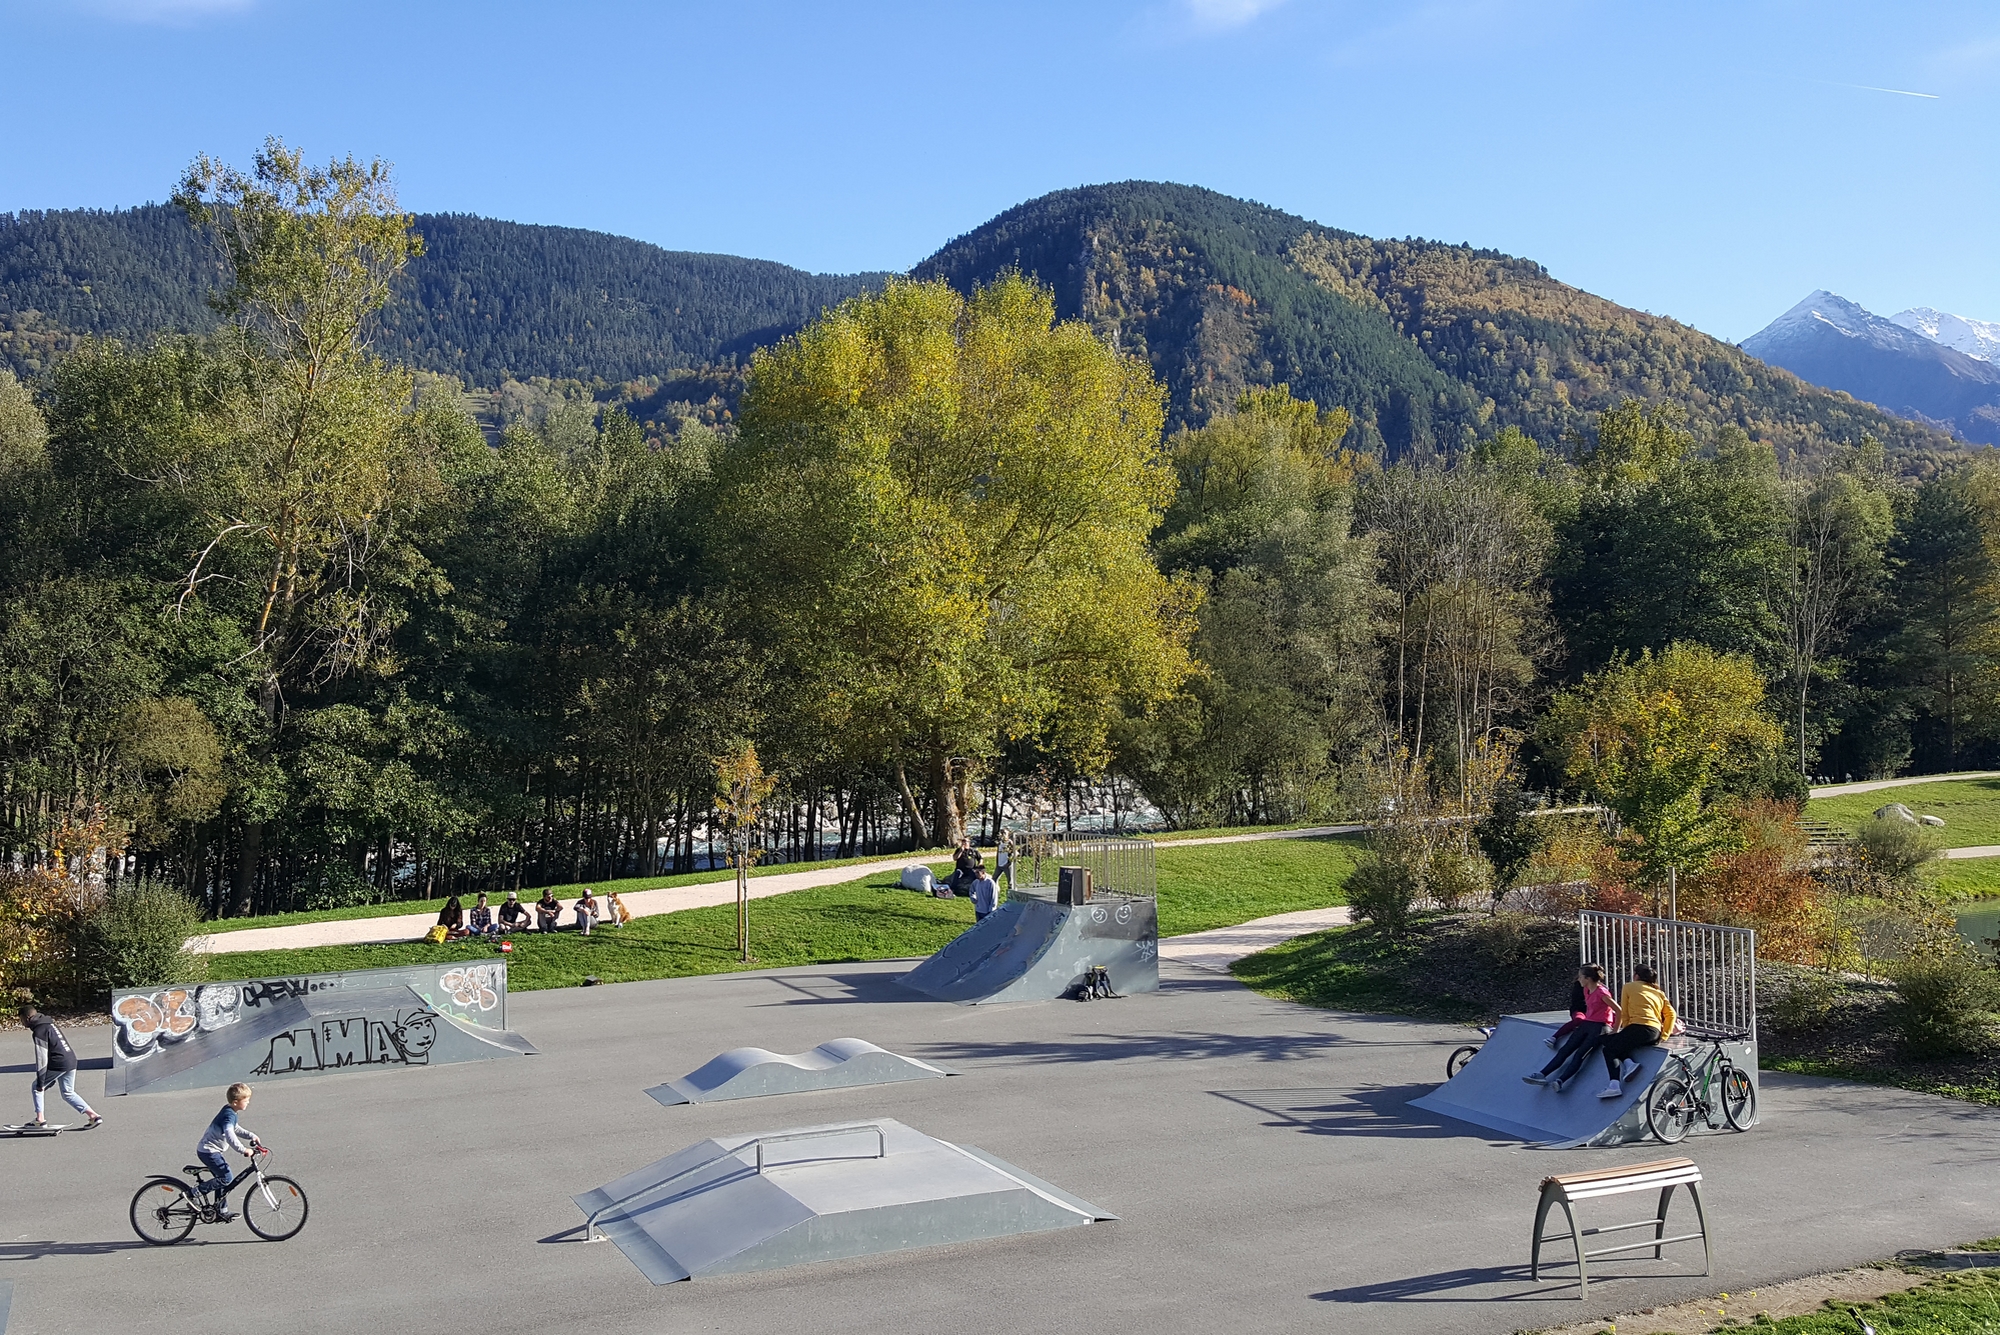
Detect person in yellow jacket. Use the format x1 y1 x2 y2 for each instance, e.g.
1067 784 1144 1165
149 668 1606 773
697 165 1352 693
1596 962 1682 1100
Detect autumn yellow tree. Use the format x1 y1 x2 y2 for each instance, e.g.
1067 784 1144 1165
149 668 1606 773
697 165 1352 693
1539 643 1781 902
718 275 1196 847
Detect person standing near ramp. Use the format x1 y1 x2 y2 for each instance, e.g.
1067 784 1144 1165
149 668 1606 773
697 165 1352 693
1597 962 1680 1100
21 1004 101 1129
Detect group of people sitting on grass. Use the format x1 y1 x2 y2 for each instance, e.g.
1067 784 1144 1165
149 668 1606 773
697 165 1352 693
434 888 631 940
1522 960 1680 1100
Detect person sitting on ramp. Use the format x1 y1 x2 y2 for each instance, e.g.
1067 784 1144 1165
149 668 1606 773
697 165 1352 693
1595 962 1681 1100
1522 964 1618 1092
20 1003 101 1130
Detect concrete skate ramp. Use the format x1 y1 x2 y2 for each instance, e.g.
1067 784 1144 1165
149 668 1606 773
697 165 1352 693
645 1038 956 1106
574 1118 1114 1283
1409 1014 1674 1147
109 966 535 1096
898 893 1158 1004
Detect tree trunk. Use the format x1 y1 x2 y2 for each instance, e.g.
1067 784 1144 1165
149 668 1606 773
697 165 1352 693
232 820 261 918
929 751 962 851
895 763 933 847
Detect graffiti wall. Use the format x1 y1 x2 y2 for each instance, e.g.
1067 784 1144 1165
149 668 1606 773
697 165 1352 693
111 960 509 1064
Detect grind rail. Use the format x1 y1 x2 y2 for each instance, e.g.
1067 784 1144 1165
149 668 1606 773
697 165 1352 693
583 1122 888 1242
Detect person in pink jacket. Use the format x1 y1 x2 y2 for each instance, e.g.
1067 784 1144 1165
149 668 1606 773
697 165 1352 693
1523 964 1619 1092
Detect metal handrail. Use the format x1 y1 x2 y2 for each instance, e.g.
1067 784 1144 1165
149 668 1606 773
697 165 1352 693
583 1122 888 1243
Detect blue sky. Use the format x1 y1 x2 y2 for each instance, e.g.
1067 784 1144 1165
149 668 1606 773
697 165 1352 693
1 0 1995 342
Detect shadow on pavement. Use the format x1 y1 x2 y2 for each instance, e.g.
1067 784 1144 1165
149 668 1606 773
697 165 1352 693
919 1029 1425 1067
1211 1085 1466 1139
1314 1261 1681 1304
0 1238 259 1259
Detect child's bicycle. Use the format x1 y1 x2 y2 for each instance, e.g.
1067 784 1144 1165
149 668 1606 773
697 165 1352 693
129 1143 309 1244
1445 1026 1497 1078
1644 1027 1757 1143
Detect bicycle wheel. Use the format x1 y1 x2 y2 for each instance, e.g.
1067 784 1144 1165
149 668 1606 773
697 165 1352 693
1720 1066 1758 1131
244 1173 309 1241
1645 1077 1698 1144
1446 1045 1480 1079
130 1178 198 1245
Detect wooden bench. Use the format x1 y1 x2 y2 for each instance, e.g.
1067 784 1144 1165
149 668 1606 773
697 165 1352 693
1531 1157 1709 1300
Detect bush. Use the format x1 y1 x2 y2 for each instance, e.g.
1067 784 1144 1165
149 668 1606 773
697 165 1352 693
1892 951 2000 1058
301 864 381 911
83 881 209 993
1346 854 1420 936
1855 818 1942 887
1769 969 1842 1033
1426 848 1491 912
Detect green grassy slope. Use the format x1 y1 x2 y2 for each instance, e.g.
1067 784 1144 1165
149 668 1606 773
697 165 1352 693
207 837 1361 991
1808 777 2000 847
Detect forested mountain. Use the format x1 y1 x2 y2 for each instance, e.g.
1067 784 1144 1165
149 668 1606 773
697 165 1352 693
6 152 2000 934
916 182 1960 464
3 185 1965 467
0 205 884 385
1744 291 2000 446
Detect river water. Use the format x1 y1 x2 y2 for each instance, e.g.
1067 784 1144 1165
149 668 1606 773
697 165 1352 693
1955 901 2000 953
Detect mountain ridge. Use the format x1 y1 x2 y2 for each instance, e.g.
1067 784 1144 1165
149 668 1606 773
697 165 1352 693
1743 290 2000 446
1 185 1969 466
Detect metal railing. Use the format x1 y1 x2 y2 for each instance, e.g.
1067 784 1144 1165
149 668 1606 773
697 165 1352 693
583 1122 887 1242
1010 834 1157 898
1578 911 1758 1044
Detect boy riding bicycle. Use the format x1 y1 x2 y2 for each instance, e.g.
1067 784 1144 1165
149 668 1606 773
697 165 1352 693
196 1083 261 1221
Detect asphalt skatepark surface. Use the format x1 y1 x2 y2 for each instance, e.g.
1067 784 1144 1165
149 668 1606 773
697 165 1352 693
2 960 1997 1335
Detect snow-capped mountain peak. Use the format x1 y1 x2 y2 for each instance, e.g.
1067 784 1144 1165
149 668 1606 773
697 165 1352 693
1892 307 2000 364
1744 290 1940 358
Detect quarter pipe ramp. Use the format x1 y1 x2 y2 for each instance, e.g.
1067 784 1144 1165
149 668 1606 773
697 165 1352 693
1408 1015 1757 1147
107 962 535 1096
898 892 1159 1004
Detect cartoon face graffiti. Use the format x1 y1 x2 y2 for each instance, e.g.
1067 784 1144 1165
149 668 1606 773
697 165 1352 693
395 1011 439 1059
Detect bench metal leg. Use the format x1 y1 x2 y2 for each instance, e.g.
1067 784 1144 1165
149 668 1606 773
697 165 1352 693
1688 1181 1711 1277
1568 1200 1588 1301
1654 1183 1675 1259
1531 1183 1556 1280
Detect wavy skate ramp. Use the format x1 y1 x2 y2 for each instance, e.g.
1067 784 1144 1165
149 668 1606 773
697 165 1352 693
573 1118 1114 1283
107 962 535 1095
646 1038 956 1106
1408 1014 1703 1147
898 893 1158 1004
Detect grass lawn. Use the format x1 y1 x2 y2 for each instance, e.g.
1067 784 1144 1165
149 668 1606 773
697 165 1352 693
208 835 1362 991
1809 777 2000 848
1231 913 1575 1025
1933 859 2000 901
1732 1268 2000 1333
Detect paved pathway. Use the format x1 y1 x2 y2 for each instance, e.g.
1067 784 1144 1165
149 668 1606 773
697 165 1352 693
1809 771 2000 797
1944 845 2000 860
1156 905 1354 972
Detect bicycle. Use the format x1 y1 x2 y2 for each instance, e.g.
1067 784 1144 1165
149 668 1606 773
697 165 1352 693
1446 1026 1497 1078
129 1143 309 1244
1644 1028 1757 1144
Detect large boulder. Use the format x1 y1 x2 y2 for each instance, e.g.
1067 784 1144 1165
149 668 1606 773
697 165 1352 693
1875 802 1917 823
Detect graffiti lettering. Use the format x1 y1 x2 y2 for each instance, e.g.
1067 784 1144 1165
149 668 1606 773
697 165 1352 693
252 1009 440 1076
437 966 500 1012
242 978 321 1009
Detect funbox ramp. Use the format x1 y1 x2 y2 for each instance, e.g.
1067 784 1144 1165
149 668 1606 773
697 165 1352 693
574 1118 1114 1283
1408 1014 1758 1148
107 961 535 1096
898 893 1158 1004
646 1038 956 1106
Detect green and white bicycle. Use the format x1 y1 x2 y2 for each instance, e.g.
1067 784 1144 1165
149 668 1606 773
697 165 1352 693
1644 1027 1757 1144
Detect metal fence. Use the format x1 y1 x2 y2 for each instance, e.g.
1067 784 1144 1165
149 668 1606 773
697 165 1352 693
1010 834 1157 898
1578 911 1758 1043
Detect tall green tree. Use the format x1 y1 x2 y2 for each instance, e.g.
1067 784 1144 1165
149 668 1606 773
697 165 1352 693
719 275 1196 847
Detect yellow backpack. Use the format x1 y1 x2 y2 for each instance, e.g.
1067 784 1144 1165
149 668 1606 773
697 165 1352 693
424 924 449 945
